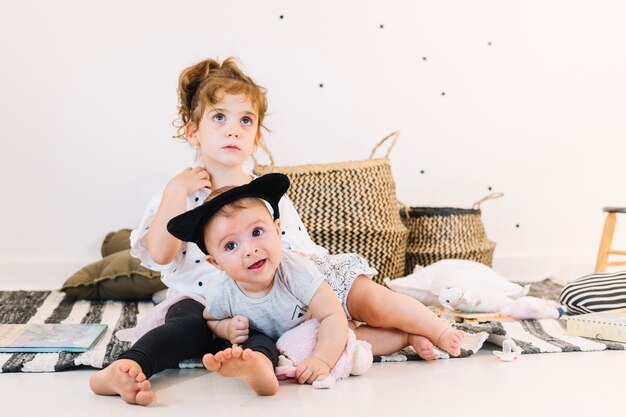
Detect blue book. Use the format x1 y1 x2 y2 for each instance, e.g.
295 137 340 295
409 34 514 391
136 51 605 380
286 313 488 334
0 323 108 353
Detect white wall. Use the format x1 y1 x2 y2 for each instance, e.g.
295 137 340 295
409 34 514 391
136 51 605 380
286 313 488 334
1 0 625 284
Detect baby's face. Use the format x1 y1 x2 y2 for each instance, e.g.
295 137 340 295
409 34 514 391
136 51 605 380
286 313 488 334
205 203 282 294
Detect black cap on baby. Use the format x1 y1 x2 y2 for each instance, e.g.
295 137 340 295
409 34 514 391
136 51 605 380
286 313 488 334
166 173 290 255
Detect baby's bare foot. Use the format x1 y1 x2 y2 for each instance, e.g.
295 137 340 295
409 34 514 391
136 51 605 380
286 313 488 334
203 346 278 396
436 328 466 357
408 334 437 360
89 359 154 406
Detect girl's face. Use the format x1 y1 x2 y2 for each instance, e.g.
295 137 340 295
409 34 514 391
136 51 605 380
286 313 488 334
187 93 260 170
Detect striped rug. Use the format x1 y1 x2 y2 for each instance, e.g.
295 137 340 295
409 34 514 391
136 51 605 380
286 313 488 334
477 319 625 353
376 278 626 361
2 280 622 372
0 290 151 373
0 290 490 371
462 279 626 354
378 316 625 362
450 277 626 354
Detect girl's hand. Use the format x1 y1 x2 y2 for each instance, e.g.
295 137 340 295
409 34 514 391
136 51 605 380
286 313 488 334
226 315 250 345
295 356 330 384
165 166 212 197
146 166 210 264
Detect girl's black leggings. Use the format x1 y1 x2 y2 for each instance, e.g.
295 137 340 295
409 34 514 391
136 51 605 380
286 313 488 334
118 298 279 378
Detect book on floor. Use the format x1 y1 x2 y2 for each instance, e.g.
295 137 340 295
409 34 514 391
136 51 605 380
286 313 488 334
0 323 108 353
566 308 626 343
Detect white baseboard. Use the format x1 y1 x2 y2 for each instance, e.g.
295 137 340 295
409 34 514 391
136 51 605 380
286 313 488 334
0 260 94 290
0 255 609 291
492 255 595 284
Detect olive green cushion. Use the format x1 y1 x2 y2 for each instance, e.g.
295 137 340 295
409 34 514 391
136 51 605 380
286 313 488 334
101 228 132 257
61 229 166 300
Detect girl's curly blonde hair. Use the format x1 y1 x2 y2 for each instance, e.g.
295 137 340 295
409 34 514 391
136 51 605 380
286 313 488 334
173 57 268 143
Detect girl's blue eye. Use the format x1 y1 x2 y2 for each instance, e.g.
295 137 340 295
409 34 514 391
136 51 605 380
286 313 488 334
241 116 253 126
252 228 263 237
213 114 226 122
225 242 238 251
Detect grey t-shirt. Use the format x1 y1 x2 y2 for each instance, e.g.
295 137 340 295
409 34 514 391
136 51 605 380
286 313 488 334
204 249 325 341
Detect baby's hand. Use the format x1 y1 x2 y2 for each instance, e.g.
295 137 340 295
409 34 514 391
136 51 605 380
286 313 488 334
295 356 330 385
227 315 249 345
166 166 211 197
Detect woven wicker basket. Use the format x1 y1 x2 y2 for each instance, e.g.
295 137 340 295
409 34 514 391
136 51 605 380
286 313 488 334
400 193 502 275
253 132 408 284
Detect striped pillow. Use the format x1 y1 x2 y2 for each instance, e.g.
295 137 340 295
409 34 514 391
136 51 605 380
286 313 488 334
560 271 626 315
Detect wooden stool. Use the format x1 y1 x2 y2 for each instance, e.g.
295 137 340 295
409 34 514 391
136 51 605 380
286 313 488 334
595 207 626 272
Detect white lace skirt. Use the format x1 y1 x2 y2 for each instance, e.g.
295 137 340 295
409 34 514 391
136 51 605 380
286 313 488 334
307 253 378 320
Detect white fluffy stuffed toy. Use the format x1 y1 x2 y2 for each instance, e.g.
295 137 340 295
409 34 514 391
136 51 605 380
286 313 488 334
384 260 564 319
500 296 565 319
275 319 373 389
384 259 529 312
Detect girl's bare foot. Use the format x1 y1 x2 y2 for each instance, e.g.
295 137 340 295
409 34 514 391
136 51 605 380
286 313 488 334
436 328 466 356
407 334 437 360
89 359 155 406
203 346 279 396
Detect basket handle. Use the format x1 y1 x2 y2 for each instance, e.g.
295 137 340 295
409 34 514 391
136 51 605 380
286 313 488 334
369 131 400 159
396 200 410 218
472 192 504 209
253 132 399 165
251 139 275 167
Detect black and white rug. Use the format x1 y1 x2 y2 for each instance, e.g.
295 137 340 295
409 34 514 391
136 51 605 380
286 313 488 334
1 279 622 372
377 278 626 361
462 279 625 354
0 290 144 373
0 290 488 372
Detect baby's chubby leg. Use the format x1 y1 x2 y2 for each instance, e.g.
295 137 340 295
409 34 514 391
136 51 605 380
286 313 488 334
346 276 465 356
203 346 279 396
89 359 155 406
353 325 438 360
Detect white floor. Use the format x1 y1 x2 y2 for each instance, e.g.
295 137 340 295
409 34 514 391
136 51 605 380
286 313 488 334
1 278 623 416
1 348 623 417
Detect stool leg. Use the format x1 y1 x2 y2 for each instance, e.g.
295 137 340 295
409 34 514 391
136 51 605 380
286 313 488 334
595 212 617 272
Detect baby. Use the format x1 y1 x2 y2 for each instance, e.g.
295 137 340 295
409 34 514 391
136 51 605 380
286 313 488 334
168 173 349 386
168 173 465 390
